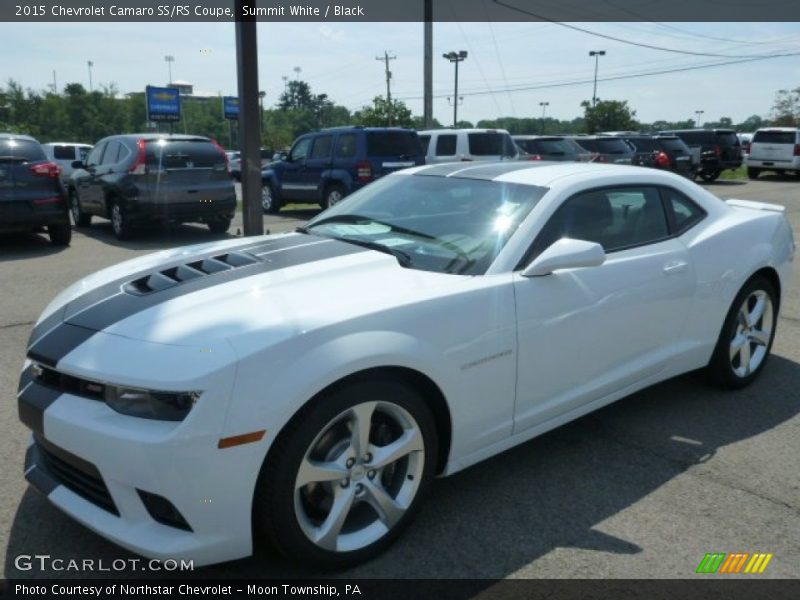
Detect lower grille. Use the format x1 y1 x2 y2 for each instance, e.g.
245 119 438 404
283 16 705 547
34 436 118 516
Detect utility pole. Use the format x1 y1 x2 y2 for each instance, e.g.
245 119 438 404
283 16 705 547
423 0 433 128
376 51 397 125
51 70 57 94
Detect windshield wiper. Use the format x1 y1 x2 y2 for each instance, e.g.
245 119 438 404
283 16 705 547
335 237 413 267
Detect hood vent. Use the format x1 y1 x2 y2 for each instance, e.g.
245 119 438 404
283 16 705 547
124 251 260 295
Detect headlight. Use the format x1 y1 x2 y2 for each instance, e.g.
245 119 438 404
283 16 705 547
104 386 200 421
31 363 200 422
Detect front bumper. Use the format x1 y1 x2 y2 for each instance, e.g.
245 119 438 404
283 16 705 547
17 332 267 567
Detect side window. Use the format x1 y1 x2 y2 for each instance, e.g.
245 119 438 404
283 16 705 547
289 137 312 162
662 187 706 235
334 133 357 158
85 142 106 167
101 141 121 166
436 135 457 156
78 146 92 161
309 135 333 160
418 135 431 153
531 187 669 258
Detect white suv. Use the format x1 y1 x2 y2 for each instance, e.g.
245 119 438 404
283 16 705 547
41 142 93 185
418 128 519 164
746 128 800 178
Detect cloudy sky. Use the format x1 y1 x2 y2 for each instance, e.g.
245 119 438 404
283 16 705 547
3 20 799 125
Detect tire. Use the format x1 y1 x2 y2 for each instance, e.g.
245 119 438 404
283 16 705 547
323 184 347 210
48 221 71 246
747 167 761 180
207 217 231 234
109 199 134 240
69 189 91 227
706 275 778 389
254 378 438 568
261 182 281 214
699 169 721 182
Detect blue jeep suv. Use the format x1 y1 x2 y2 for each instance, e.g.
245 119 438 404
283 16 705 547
260 126 425 213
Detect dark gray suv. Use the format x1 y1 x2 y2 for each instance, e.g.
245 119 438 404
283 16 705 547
69 134 235 240
0 133 71 246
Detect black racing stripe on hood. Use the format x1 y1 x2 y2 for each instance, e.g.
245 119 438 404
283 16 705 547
27 233 315 347
27 237 367 367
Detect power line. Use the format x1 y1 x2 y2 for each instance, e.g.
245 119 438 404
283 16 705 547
394 52 800 101
492 0 797 59
483 0 517 117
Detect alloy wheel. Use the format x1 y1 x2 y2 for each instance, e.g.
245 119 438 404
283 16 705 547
729 290 774 378
261 186 273 211
293 400 425 553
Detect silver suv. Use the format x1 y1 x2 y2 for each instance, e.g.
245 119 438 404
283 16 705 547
746 128 800 179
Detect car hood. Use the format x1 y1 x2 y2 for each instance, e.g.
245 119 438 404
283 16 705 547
27 233 465 363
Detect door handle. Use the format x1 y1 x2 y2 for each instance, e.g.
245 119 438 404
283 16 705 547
663 261 689 275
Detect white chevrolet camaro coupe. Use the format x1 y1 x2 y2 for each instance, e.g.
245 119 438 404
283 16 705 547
18 162 793 567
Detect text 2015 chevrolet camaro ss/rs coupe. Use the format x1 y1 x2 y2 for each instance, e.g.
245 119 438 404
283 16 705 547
18 162 793 567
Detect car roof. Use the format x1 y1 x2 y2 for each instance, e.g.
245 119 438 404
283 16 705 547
0 133 39 142
410 161 637 184
418 128 511 135
42 142 93 147
103 134 212 142
754 127 799 132
661 128 736 134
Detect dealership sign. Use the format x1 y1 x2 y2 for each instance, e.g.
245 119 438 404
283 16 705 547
223 96 240 120
145 86 181 122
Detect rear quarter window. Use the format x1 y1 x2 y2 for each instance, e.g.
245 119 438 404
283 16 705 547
0 139 46 162
52 145 77 160
468 133 516 156
366 132 421 157
715 132 740 146
436 134 457 156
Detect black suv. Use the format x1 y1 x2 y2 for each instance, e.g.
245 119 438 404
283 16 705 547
613 135 696 177
261 127 425 213
658 129 742 182
513 136 590 161
0 133 71 246
69 134 235 240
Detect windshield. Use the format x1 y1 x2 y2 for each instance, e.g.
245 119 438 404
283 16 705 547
516 138 578 157
303 174 547 275
573 138 632 155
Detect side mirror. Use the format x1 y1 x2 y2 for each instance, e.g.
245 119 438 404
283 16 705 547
277 151 288 162
521 238 606 277
71 160 84 169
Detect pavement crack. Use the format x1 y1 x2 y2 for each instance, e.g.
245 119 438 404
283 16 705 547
0 321 34 331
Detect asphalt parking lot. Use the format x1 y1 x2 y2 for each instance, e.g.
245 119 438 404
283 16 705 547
1 176 798 580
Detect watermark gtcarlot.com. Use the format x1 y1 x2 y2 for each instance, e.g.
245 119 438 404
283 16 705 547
14 555 194 572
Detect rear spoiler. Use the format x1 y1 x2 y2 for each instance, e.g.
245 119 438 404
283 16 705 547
725 198 785 213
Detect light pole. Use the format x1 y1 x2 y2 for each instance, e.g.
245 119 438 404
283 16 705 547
539 101 549 134
164 55 174 85
589 50 605 107
258 90 266 132
293 66 301 80
282 76 288 93
694 110 704 127
87 61 93 92
443 50 467 127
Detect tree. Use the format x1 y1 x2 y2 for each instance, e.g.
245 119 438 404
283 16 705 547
353 96 413 127
770 87 800 126
581 99 639 133
736 114 768 132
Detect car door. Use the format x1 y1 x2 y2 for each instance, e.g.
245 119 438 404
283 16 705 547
512 185 696 433
75 141 107 214
279 136 313 202
304 134 333 200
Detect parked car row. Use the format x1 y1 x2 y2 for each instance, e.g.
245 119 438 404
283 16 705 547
1 131 236 244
